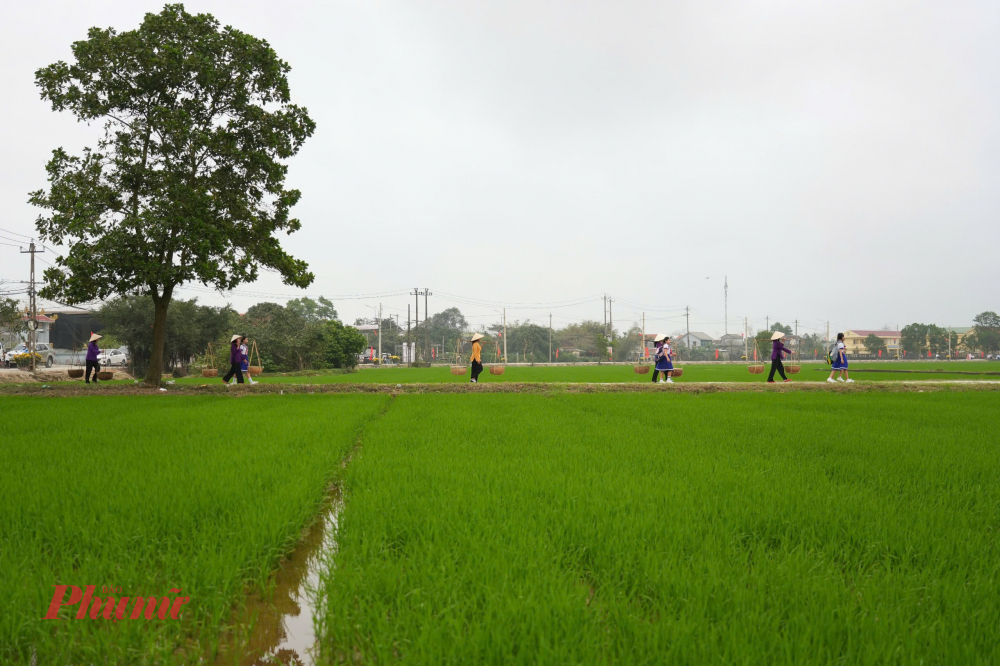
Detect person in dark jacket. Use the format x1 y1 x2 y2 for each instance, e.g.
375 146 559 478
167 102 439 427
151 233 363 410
222 334 245 385
85 333 102 384
767 331 794 383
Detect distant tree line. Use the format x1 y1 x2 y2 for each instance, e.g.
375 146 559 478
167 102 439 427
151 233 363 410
99 295 366 376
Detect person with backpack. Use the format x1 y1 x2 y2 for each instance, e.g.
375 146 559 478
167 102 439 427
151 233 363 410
768 331 793 383
652 334 675 383
827 332 853 382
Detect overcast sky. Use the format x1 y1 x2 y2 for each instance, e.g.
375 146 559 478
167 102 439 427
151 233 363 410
1 0 997 338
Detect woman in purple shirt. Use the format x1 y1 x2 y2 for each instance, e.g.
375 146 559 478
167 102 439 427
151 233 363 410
767 331 794 383
85 333 102 384
222 334 245 385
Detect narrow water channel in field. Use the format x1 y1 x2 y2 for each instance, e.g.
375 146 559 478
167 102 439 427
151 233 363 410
214 487 342 666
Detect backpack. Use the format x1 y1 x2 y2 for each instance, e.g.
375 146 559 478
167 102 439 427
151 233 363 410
827 341 840 364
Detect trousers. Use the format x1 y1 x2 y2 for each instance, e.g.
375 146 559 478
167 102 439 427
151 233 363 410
85 359 100 382
767 358 787 382
223 363 244 384
470 360 483 381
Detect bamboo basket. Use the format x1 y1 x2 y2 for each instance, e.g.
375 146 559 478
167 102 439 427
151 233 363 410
247 340 263 376
633 365 649 374
786 365 800 374
488 341 505 375
748 365 765 375
96 371 114 381
671 367 683 378
67 348 83 378
202 342 218 377
450 339 467 375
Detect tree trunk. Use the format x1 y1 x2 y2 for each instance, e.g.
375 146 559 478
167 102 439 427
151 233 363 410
146 290 172 386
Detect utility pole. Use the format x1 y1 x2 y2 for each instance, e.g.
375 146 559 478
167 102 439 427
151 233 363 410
794 319 798 337
549 313 552 363
406 304 411 363
724 275 728 336
20 241 44 373
603 295 607 339
685 305 691 349
377 303 382 363
766 315 769 332
423 288 431 363
503 308 507 363
826 321 830 344
412 288 420 361
744 316 748 360
608 298 613 341
642 312 646 361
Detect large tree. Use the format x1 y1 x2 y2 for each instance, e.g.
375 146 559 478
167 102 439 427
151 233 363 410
29 4 315 384
970 311 1000 355
863 333 887 358
900 323 929 357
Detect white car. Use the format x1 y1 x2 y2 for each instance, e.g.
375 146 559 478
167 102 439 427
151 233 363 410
4 343 56 368
97 349 129 367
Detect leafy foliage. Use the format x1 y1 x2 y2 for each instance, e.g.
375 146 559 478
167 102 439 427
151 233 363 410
863 334 887 357
969 311 1000 354
99 295 234 377
287 297 338 323
30 4 315 384
900 323 929 357
0 298 27 345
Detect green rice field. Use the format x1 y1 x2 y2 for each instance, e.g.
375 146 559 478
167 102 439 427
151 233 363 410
3 388 999 664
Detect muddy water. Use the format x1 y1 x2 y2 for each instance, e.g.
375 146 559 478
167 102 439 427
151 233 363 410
214 487 342 666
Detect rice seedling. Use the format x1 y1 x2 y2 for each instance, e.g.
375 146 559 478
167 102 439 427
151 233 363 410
0 394 389 665
319 391 1000 665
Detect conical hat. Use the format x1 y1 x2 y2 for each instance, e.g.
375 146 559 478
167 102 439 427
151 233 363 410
470 333 484 342
89 333 102 342
771 331 785 340
231 334 241 343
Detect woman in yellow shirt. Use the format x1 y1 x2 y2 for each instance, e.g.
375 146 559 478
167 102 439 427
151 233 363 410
469 333 484 383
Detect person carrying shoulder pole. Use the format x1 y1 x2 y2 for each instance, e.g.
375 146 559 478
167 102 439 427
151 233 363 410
653 334 675 383
827 332 853 383
768 331 793 383
222 334 244 385
85 333 102 384
469 333 484 383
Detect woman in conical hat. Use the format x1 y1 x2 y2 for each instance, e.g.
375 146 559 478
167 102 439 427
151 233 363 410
767 331 794 383
222 334 245 385
469 333 484 383
85 333 102 384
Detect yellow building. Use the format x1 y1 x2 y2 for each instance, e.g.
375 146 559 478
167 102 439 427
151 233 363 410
842 330 901 357
845 327 973 358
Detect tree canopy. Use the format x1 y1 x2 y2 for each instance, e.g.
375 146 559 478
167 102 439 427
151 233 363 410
30 4 315 384
863 333 887 357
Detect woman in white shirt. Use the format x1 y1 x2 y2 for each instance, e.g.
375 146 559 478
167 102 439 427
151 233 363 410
827 332 853 383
